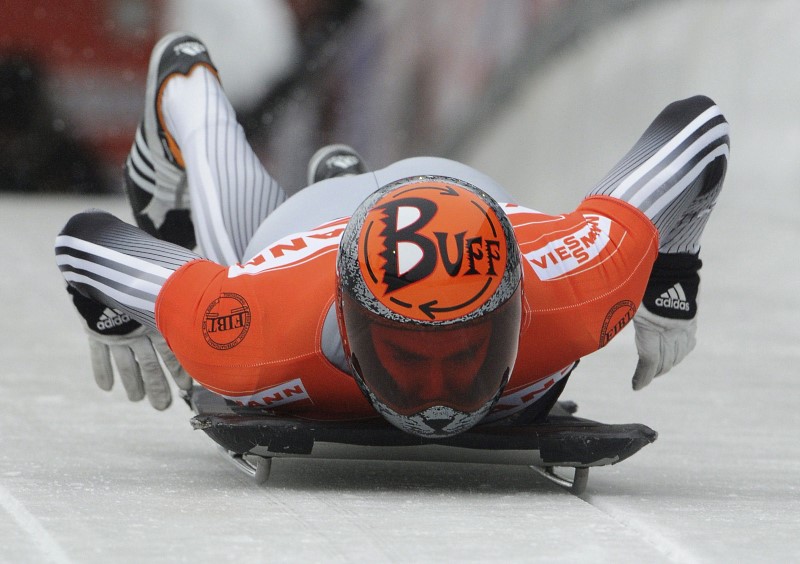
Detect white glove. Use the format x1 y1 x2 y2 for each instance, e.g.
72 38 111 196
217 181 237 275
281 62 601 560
67 285 192 409
85 325 192 410
631 306 697 390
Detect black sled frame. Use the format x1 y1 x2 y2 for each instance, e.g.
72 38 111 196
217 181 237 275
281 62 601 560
185 387 656 494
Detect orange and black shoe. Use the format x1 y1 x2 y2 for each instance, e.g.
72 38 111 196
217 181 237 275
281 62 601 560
123 32 218 248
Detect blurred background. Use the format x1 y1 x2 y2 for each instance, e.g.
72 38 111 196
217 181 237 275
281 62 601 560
1 0 640 194
2 2 800 561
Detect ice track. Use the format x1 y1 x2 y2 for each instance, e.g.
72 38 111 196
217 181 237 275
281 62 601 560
2 1 799 561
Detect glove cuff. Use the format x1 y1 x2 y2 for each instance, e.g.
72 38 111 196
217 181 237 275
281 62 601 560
67 285 142 336
641 252 701 320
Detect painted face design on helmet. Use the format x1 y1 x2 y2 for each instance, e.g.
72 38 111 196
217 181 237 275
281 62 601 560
337 176 523 438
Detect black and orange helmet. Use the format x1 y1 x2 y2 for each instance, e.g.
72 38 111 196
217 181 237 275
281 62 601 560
336 176 522 437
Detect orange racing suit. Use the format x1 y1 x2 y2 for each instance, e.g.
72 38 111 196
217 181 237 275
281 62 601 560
155 195 657 423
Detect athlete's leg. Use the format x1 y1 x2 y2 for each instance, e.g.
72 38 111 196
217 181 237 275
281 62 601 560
162 48 286 264
125 33 287 266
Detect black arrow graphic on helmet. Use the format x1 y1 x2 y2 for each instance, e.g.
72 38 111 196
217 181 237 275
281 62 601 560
418 278 494 320
394 184 459 198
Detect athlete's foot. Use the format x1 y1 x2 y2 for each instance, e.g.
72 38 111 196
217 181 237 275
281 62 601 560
307 144 368 185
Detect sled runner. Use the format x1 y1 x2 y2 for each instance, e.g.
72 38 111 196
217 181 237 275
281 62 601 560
185 386 656 495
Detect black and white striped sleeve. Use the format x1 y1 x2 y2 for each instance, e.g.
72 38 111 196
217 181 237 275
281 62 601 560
588 95 729 254
55 211 201 330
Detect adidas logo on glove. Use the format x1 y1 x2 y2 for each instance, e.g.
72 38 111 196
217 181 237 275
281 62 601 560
655 283 691 312
96 308 132 331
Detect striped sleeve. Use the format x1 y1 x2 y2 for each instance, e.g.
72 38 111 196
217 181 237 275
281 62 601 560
55 211 201 329
588 95 729 253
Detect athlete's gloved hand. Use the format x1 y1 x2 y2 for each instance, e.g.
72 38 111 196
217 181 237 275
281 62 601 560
631 252 702 390
68 286 192 409
632 307 697 390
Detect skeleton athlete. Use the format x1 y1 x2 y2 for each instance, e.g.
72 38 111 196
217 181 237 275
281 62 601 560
56 34 728 437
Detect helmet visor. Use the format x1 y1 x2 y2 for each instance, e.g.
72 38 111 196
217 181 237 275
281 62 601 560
341 287 521 416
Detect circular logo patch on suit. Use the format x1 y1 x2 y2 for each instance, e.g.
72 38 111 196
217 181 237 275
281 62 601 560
202 293 251 350
358 181 509 322
599 300 636 347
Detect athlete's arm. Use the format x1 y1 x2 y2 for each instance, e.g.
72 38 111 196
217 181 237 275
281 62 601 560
587 95 729 388
56 210 201 329
55 210 201 408
587 94 728 252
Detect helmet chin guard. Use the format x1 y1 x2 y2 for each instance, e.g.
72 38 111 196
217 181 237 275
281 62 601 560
337 176 522 438
353 361 511 438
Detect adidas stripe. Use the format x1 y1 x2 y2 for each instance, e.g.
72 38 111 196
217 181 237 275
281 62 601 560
127 125 156 194
589 97 729 254
55 213 200 329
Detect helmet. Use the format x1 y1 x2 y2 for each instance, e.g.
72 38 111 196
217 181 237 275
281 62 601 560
336 176 523 438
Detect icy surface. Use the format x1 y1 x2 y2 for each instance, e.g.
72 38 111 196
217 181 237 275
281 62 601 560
2 1 799 562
